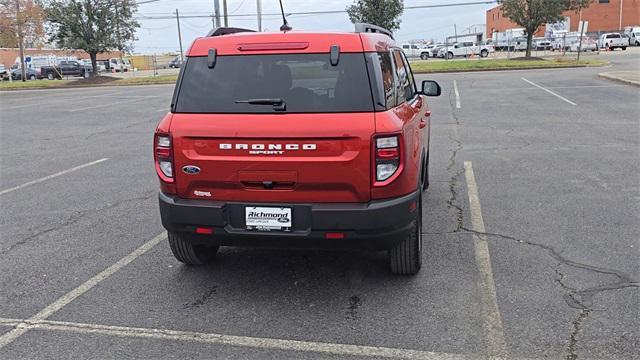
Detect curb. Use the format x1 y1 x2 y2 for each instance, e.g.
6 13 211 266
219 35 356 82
597 73 640 87
0 81 177 92
412 63 605 74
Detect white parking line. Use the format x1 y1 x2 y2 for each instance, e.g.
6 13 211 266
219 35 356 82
521 78 577 106
0 158 109 196
0 232 167 349
463 161 508 357
453 80 461 109
0 317 495 360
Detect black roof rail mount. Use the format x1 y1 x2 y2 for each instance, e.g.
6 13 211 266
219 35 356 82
354 23 394 39
207 27 256 37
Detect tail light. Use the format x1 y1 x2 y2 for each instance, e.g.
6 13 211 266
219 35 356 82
154 133 174 183
374 135 402 184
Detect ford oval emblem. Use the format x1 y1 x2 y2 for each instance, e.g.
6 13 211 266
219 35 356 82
182 165 200 174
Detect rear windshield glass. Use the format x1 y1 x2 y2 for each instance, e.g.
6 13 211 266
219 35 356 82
606 34 620 38
174 53 374 113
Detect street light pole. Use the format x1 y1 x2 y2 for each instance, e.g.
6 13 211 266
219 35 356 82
176 9 184 63
223 0 228 27
256 0 262 32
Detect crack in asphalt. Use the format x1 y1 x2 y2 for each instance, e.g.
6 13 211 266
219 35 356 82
183 286 218 309
0 193 156 256
459 227 638 360
446 86 465 233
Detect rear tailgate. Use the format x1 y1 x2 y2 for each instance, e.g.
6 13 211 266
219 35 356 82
171 113 374 203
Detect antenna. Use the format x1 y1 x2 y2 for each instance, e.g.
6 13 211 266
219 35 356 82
278 0 292 31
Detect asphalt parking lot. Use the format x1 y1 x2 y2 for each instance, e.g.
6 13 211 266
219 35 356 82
0 51 638 359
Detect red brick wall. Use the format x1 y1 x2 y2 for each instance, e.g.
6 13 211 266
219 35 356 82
0 48 122 68
487 0 640 36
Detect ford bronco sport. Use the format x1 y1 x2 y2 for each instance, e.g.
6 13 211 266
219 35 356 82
155 24 441 274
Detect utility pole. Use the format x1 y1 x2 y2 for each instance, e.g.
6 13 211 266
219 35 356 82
619 0 624 30
115 4 124 71
15 0 26 82
256 0 262 32
176 9 184 63
214 0 221 28
223 0 228 27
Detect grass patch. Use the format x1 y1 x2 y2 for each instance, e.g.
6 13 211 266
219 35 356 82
409 58 607 73
0 74 178 90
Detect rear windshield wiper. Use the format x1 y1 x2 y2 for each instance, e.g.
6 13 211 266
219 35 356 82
235 98 286 111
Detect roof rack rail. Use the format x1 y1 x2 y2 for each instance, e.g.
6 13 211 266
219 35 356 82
354 23 394 39
207 27 256 37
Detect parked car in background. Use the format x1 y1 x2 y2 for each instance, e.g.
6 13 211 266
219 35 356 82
109 58 132 72
629 31 640 46
168 56 183 68
535 40 553 51
11 67 41 80
400 43 422 58
569 37 598 52
0 63 6 80
41 60 90 80
438 41 494 59
599 33 627 51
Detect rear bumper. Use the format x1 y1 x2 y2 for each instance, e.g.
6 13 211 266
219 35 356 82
158 191 418 250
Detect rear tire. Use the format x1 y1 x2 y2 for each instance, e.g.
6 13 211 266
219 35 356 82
621 47 626 51
420 53 429 60
168 231 219 265
29 75 36 80
480 49 488 58
389 184 423 275
446 52 454 60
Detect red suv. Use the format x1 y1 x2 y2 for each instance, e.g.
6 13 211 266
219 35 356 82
155 24 441 274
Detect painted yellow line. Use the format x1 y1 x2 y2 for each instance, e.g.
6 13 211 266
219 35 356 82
463 161 508 356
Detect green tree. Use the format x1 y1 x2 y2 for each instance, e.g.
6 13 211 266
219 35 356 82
43 0 139 76
0 0 45 81
346 0 404 32
498 0 593 57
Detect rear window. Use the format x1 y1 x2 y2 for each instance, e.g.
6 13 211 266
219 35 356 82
174 53 374 113
606 34 620 38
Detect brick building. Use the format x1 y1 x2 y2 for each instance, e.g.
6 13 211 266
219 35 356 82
486 0 640 36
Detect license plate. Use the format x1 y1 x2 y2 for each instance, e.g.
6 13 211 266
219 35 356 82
245 206 292 231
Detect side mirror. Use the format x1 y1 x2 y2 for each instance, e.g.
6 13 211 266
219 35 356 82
421 80 441 97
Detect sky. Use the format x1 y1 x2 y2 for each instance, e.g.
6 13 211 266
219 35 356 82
134 0 498 54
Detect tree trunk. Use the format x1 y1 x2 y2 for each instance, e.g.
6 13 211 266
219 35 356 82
90 52 98 78
526 31 533 58
16 0 26 82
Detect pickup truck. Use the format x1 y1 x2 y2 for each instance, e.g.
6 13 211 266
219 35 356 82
438 41 494 59
41 60 90 80
598 33 627 51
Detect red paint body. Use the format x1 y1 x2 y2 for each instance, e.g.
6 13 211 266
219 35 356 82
155 31 431 204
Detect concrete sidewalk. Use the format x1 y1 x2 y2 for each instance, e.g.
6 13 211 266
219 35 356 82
598 70 640 86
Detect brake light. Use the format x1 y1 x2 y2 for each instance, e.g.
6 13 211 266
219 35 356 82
155 133 174 182
374 135 401 183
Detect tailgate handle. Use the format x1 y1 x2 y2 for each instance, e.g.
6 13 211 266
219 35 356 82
241 180 295 190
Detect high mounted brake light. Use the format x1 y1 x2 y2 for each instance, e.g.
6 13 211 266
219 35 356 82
374 135 402 183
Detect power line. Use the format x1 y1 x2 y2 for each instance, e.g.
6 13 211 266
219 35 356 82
136 1 497 20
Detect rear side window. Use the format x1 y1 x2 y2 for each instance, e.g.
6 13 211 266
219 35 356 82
174 53 374 113
392 50 409 105
606 34 620 38
366 52 396 110
399 52 417 101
